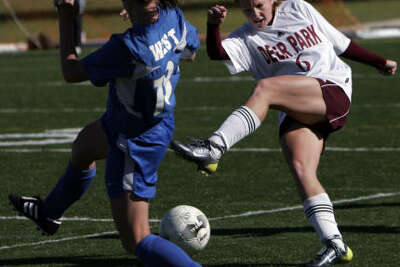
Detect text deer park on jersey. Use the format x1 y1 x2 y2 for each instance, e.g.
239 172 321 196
257 24 322 64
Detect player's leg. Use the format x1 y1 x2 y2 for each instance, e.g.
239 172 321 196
110 192 201 267
9 119 108 235
247 75 326 123
279 126 325 200
43 119 108 219
280 126 352 266
213 75 326 148
170 75 326 174
109 192 150 253
107 115 200 266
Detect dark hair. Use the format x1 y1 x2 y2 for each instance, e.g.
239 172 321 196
159 0 178 8
129 0 178 8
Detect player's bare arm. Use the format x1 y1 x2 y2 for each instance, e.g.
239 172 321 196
55 0 89 83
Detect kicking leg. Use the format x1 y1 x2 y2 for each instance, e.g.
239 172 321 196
171 75 326 174
213 75 326 149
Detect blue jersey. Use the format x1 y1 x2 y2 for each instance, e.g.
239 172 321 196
82 6 199 123
81 7 199 199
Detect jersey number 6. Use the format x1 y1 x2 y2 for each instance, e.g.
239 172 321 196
296 54 311 72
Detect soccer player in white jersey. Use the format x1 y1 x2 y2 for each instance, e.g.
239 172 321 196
9 0 202 266
171 0 397 266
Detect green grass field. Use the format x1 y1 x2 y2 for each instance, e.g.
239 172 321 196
0 37 399 266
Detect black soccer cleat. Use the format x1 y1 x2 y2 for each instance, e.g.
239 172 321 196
307 239 353 267
170 139 225 176
8 194 61 235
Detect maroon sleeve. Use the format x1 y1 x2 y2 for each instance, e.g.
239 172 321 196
206 23 230 60
340 41 387 70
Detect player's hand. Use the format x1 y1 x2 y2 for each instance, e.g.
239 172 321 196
380 59 397 76
54 0 75 7
207 5 227 25
120 9 129 21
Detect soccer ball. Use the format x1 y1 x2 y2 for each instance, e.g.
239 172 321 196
159 205 210 252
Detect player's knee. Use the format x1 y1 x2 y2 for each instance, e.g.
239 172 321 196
253 78 278 103
70 127 96 169
290 157 314 183
120 239 137 254
71 126 88 151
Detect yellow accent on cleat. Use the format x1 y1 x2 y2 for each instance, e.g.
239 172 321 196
198 163 218 176
199 170 209 176
341 246 354 262
197 163 218 176
205 163 218 173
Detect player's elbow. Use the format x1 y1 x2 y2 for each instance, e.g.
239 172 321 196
62 71 84 83
207 49 229 61
181 53 197 62
207 53 221 60
61 60 88 83
62 72 76 83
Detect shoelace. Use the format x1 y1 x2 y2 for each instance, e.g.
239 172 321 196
189 138 211 149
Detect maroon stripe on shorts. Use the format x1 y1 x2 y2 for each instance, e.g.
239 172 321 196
317 79 351 131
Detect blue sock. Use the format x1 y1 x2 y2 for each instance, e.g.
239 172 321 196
135 234 201 267
43 161 96 219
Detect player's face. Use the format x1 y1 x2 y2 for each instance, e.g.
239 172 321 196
122 0 159 25
238 0 275 29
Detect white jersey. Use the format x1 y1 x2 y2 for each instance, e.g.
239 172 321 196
222 0 352 125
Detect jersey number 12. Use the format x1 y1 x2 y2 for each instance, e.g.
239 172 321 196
154 61 174 115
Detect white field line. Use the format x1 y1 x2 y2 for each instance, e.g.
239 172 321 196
0 128 79 147
229 147 400 152
1 147 400 153
0 231 117 251
0 216 158 223
0 128 399 151
1 73 399 84
209 192 400 221
0 191 399 251
2 73 399 88
0 148 72 153
0 108 105 113
0 139 75 146
0 103 400 115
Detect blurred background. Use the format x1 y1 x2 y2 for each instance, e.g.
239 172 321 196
0 0 400 50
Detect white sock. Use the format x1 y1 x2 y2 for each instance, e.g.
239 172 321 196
209 106 261 151
304 193 344 249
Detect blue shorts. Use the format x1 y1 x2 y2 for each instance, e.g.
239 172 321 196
101 109 174 199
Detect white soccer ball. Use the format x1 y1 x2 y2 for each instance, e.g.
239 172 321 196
159 205 210 252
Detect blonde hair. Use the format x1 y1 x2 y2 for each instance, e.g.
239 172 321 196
235 0 282 7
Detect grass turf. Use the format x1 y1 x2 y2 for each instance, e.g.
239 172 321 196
0 36 399 266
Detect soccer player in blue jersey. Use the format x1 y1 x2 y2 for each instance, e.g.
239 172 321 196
9 0 201 266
